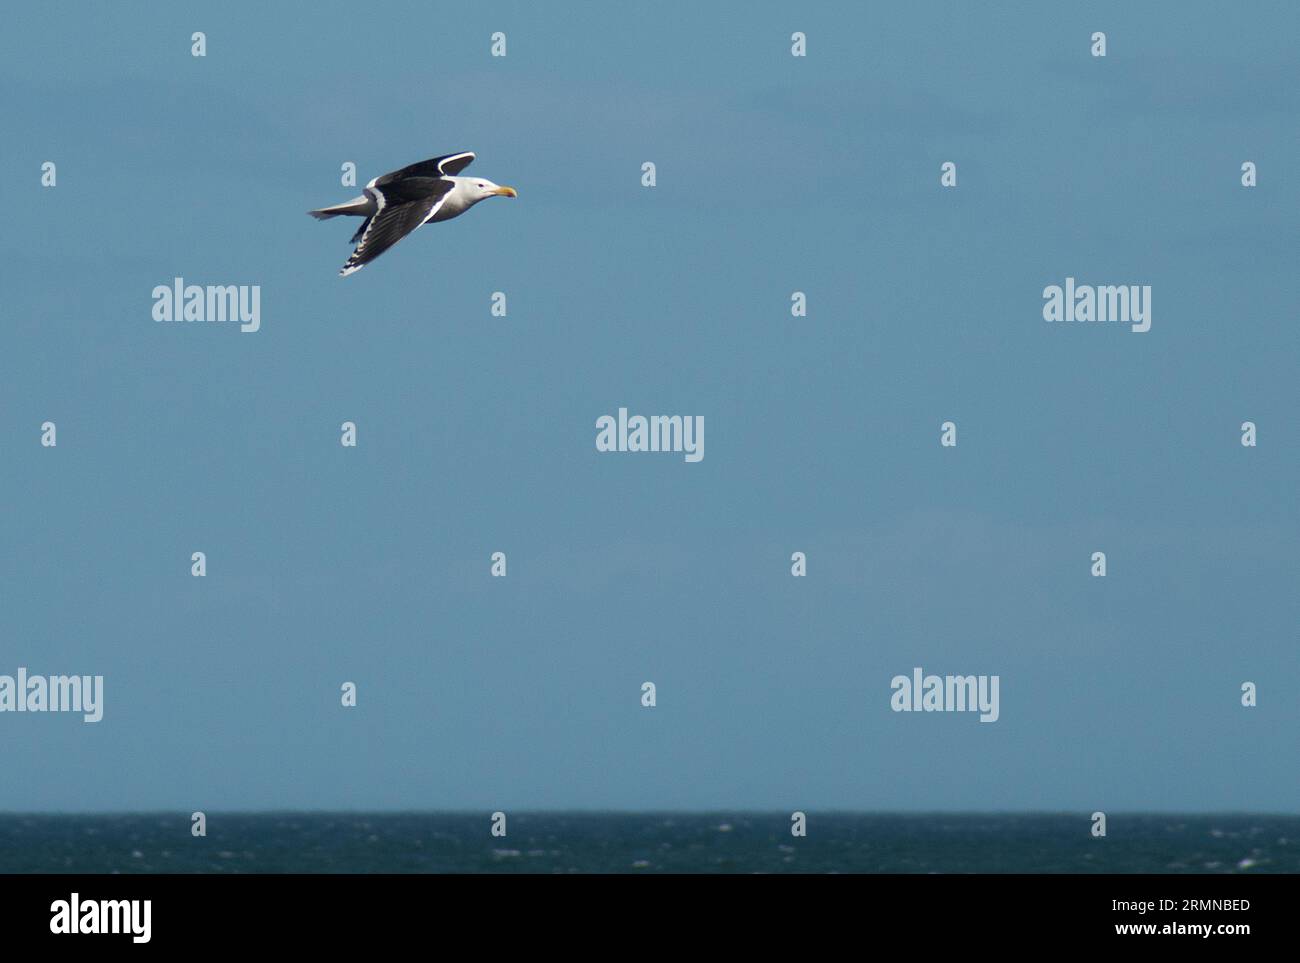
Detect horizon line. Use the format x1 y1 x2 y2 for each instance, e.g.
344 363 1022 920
4 808 1298 817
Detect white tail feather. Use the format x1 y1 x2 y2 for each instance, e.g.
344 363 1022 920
307 194 372 220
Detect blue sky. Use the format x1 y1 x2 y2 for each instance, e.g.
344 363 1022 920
1 1 1296 811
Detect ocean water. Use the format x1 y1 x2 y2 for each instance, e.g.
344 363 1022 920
0 814 1296 873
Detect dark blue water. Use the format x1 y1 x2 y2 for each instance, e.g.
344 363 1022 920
1 813 1295 873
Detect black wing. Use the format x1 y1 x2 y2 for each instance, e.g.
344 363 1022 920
374 151 475 186
339 178 454 276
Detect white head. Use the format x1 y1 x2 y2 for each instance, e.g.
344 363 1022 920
454 176 517 204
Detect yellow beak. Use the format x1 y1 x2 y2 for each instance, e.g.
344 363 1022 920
492 186 518 198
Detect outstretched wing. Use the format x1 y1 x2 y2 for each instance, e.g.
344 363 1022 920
372 151 475 186
433 151 475 176
339 178 454 277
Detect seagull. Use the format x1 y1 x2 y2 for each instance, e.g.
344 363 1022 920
308 151 516 277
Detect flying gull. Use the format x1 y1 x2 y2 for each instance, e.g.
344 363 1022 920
308 151 516 276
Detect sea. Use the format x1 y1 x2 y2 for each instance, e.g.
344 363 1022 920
1 813 1295 874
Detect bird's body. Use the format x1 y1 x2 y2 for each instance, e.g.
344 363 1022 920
308 152 516 276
